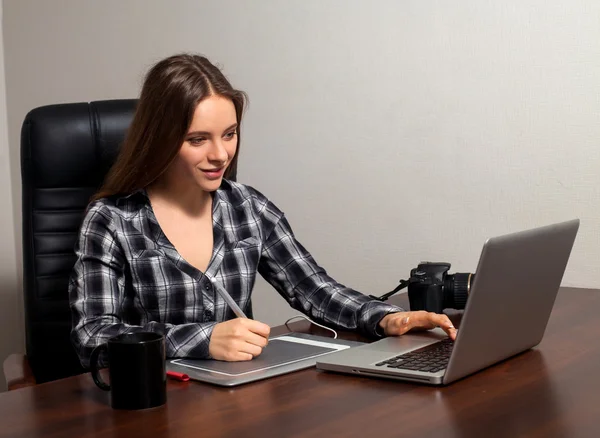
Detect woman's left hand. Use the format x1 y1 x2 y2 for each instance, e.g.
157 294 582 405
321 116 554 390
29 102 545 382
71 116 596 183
379 311 457 340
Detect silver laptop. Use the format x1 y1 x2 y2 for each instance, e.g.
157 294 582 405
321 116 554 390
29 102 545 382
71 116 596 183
316 219 580 385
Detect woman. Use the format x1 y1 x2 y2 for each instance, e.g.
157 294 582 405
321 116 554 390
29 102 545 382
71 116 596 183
69 54 456 368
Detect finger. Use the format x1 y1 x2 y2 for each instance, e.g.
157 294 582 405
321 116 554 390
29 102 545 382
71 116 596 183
242 319 271 338
431 313 455 330
448 328 457 341
231 351 254 361
245 331 269 348
239 341 263 358
428 313 457 340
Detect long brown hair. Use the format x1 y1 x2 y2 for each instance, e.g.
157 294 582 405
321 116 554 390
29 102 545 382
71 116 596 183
93 54 247 201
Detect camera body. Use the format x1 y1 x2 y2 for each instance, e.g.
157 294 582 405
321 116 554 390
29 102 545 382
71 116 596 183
407 262 473 314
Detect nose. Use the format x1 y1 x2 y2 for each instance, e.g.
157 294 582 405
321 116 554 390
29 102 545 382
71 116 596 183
208 138 229 164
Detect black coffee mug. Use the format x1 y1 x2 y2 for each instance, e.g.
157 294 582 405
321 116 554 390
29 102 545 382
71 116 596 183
90 332 167 410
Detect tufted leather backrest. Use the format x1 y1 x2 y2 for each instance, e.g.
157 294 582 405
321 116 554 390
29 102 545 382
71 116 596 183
21 99 241 384
20 100 138 383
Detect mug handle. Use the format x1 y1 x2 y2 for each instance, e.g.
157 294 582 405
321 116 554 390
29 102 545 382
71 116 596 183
90 344 110 391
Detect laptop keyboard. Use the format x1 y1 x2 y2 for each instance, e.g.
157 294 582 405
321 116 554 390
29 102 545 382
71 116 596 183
375 338 454 373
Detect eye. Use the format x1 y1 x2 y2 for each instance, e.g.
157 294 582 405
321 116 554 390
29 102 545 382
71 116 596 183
188 137 206 146
224 131 237 140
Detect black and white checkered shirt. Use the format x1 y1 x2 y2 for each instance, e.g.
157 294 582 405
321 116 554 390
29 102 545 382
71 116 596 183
70 180 402 367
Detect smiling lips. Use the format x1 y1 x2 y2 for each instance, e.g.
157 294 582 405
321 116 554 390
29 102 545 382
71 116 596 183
200 167 225 180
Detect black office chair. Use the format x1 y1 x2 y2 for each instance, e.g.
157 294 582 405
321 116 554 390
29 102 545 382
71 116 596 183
4 98 242 390
4 100 140 389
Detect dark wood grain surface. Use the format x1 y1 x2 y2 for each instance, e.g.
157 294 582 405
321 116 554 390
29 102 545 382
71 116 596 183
1 287 599 438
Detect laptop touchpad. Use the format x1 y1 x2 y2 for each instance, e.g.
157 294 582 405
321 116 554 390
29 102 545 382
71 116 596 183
369 330 447 354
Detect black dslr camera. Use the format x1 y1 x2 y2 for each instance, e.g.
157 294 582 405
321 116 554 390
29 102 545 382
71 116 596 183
371 262 475 314
406 262 474 314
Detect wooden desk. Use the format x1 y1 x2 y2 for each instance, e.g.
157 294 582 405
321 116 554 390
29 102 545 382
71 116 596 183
1 287 599 438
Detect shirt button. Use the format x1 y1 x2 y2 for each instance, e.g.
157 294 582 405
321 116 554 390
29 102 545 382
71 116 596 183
204 281 211 291
203 310 213 320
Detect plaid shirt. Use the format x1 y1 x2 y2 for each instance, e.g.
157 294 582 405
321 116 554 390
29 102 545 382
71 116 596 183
70 180 402 367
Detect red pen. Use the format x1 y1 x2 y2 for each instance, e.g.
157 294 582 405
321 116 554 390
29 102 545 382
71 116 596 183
167 371 190 382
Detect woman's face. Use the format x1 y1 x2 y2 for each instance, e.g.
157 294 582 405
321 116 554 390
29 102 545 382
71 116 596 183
167 95 238 193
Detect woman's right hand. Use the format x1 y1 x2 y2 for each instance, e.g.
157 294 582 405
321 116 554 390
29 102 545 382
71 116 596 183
208 318 271 361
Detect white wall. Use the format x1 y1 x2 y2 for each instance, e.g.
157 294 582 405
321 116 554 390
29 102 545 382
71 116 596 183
2 0 600 381
0 1 21 391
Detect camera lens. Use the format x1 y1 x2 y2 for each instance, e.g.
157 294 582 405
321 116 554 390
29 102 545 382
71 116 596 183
444 273 474 310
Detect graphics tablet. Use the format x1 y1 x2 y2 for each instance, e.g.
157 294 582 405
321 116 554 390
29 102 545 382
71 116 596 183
167 332 363 386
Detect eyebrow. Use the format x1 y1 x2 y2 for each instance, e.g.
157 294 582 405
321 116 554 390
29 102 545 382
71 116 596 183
186 123 238 137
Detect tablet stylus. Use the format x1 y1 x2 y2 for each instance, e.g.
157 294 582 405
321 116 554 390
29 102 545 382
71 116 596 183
209 276 248 319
